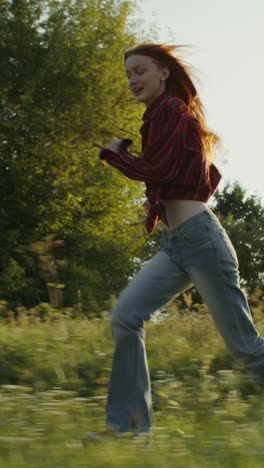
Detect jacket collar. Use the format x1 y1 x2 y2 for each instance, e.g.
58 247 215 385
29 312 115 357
142 91 172 121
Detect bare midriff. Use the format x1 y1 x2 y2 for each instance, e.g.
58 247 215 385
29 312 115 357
160 199 208 230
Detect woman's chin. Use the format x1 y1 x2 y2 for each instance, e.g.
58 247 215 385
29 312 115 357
135 93 146 103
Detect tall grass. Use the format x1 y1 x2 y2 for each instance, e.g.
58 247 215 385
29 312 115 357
0 295 264 467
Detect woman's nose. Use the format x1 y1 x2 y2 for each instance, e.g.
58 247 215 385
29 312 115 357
128 74 138 87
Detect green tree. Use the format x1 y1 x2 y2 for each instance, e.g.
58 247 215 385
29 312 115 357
0 0 147 309
213 182 264 292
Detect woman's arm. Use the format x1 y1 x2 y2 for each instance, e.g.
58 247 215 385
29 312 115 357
99 103 202 184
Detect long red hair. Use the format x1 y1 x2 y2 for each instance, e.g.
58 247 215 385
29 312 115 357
124 43 220 163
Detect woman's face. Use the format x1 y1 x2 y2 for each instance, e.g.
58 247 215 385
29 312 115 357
125 54 169 108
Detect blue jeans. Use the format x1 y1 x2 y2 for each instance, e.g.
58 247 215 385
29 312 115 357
106 209 264 433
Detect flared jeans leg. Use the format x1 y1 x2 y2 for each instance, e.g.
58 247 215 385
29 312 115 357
106 250 191 433
183 221 264 386
163 209 264 387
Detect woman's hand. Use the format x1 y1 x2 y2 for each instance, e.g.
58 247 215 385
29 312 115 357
103 138 123 154
99 138 133 160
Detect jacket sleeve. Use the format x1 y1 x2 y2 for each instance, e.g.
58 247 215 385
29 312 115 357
99 102 203 184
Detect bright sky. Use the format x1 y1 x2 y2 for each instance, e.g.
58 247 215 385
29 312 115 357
133 0 264 201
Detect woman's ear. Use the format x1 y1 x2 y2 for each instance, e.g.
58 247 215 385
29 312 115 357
162 68 170 81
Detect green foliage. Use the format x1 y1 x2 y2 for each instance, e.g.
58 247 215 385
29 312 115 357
213 182 264 291
0 0 146 308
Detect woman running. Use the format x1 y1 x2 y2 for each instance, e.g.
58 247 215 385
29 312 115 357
91 43 264 440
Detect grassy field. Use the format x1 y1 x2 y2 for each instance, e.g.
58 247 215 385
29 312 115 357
0 297 264 467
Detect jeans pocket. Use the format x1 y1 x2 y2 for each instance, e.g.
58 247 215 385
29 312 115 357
182 223 211 247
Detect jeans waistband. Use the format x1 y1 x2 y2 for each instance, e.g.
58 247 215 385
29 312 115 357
163 208 220 239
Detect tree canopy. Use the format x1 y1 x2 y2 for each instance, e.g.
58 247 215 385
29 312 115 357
213 183 264 292
0 0 146 309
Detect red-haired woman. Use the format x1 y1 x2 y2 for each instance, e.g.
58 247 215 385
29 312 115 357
88 44 264 442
